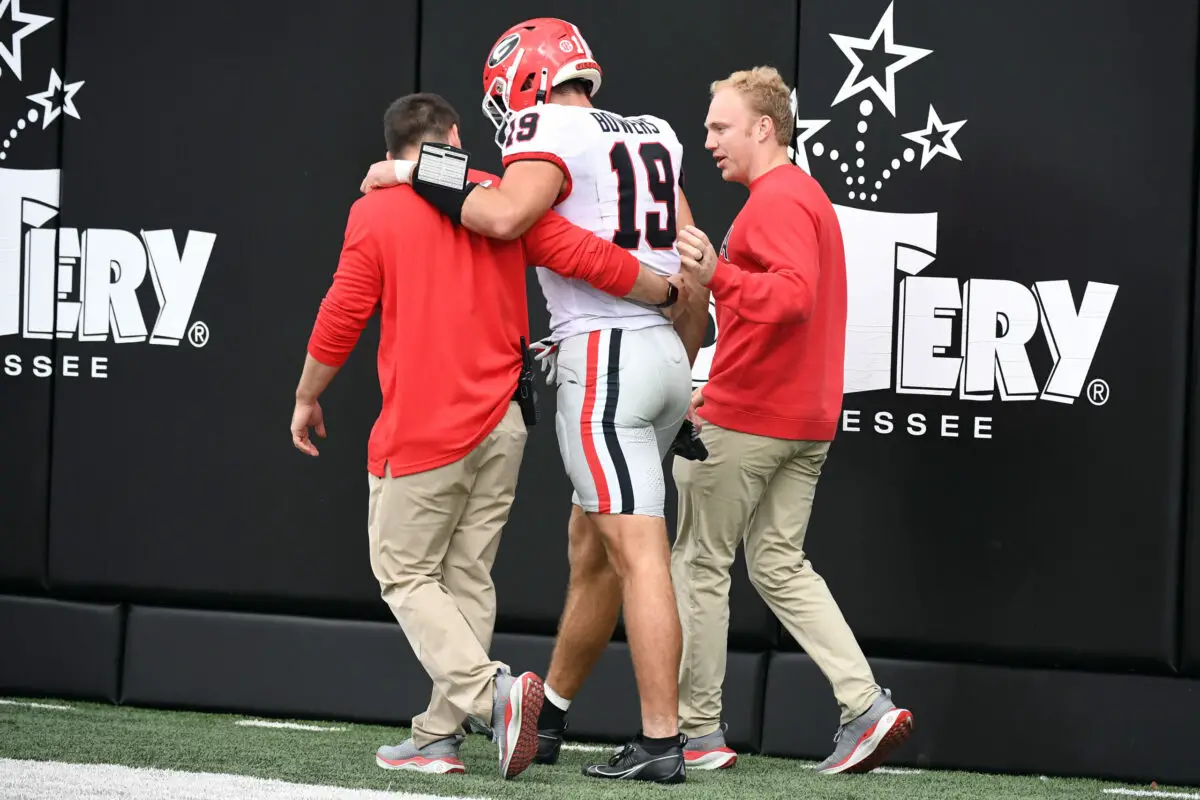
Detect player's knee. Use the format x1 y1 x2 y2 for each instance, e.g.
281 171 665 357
567 506 612 577
591 513 670 580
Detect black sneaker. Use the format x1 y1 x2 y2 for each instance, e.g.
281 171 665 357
582 735 686 783
535 721 565 765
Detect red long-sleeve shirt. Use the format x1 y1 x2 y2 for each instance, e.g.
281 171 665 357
700 163 847 441
307 169 641 478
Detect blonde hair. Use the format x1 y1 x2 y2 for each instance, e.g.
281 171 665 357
710 66 794 145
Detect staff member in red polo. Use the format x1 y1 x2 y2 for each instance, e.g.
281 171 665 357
289 92 683 782
671 67 914 775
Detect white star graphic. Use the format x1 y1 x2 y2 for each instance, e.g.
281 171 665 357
0 0 52 82
27 67 84 129
828 1 931 117
786 90 829 174
901 105 966 169
790 119 829 174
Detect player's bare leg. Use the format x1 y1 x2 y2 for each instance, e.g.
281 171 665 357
546 506 622 697
535 505 621 765
588 512 681 739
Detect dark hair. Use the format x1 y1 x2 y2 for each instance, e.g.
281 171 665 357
383 93 460 157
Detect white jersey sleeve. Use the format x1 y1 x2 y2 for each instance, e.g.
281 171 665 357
500 104 590 203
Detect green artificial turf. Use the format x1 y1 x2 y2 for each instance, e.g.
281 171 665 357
0 697 1187 800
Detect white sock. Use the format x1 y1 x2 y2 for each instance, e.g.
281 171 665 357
545 684 571 712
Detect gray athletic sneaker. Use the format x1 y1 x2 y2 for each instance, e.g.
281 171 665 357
488 667 545 780
375 735 465 774
683 722 738 770
815 688 914 774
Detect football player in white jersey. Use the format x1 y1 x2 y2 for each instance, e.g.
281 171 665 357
361 16 707 784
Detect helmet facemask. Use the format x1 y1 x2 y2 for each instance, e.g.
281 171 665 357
482 75 512 149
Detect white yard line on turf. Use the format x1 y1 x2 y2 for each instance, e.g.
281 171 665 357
1104 790 1200 799
0 699 73 710
235 720 346 732
0 758 489 800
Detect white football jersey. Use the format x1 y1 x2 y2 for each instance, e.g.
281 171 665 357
500 103 685 341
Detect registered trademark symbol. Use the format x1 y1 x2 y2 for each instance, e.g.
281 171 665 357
188 321 210 348
1087 378 1109 406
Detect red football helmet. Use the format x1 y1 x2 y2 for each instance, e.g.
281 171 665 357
480 18 603 147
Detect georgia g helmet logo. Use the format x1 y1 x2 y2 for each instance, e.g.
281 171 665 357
487 33 520 69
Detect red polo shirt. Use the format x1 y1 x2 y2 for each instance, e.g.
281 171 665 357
700 163 848 441
307 169 641 477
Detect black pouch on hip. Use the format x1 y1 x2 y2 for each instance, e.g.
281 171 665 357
516 336 539 426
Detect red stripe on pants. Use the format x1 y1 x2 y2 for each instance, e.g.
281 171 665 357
580 330 611 513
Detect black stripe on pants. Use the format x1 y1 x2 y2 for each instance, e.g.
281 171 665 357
601 329 635 514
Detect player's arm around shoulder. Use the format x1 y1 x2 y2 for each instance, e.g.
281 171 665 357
464 105 580 240
464 161 563 241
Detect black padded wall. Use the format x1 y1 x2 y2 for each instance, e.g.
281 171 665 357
42 1 417 615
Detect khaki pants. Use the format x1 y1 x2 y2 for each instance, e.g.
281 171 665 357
671 421 879 736
367 402 528 747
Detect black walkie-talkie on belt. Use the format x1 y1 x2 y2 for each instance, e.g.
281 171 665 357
516 336 539 426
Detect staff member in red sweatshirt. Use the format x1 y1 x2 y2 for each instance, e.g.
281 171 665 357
669 67 914 775
290 93 683 782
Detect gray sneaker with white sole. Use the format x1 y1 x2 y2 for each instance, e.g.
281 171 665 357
375 735 465 774
815 688 914 774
